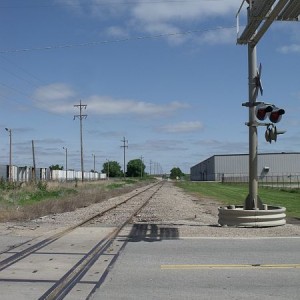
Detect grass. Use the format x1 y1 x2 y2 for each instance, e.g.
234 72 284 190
0 177 155 222
176 181 300 219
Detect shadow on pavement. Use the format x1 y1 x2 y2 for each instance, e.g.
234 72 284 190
128 223 179 242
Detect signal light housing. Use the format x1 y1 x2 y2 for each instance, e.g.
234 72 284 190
255 103 285 123
255 103 273 121
269 107 285 123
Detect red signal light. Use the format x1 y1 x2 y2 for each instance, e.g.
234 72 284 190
255 104 273 121
269 108 285 123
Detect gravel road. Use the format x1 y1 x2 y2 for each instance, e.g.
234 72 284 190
0 181 299 253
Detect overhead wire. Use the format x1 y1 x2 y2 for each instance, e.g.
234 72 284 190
0 0 220 9
0 26 237 54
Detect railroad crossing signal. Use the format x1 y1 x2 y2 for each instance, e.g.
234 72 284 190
255 103 285 123
254 102 286 143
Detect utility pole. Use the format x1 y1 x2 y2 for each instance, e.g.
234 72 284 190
63 147 68 182
106 159 110 180
140 156 143 178
120 137 128 178
92 153 96 172
32 140 36 183
74 100 87 183
5 128 12 182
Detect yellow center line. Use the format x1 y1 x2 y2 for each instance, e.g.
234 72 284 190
160 264 300 270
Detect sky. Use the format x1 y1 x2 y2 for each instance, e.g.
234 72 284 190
0 0 299 175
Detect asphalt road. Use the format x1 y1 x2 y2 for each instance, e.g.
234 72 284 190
90 235 300 300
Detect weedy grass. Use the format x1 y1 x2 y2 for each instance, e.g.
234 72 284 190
0 178 155 222
176 181 300 219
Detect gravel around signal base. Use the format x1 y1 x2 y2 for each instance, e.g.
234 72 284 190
0 181 299 246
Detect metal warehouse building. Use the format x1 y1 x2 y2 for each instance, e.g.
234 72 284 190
190 152 300 182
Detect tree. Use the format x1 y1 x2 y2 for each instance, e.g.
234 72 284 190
49 164 63 170
102 161 123 178
170 167 184 180
126 159 146 177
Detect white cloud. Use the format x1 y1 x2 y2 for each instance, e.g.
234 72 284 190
57 1 238 46
193 139 248 155
277 44 300 54
159 121 204 133
32 83 76 113
34 83 75 100
142 22 186 45
105 26 129 38
87 95 188 116
131 1 237 45
55 0 128 18
132 1 237 23
32 84 188 116
199 27 236 45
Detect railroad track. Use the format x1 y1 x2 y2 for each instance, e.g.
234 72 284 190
0 180 165 300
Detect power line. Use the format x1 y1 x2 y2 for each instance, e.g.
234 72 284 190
0 26 236 54
0 55 45 86
0 1 219 9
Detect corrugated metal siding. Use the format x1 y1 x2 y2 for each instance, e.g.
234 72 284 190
215 155 248 175
257 153 300 176
190 153 300 181
190 156 215 181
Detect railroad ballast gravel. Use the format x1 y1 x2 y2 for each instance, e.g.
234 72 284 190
1 181 299 239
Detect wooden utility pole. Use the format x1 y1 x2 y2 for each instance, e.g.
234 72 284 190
32 140 36 182
63 147 68 182
5 128 12 182
120 137 128 178
74 100 87 183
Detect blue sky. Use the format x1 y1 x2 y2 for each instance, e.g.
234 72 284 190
0 0 299 174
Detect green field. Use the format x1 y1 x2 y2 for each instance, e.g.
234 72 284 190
176 181 300 219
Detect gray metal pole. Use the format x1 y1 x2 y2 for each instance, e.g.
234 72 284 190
245 41 258 210
245 4 263 210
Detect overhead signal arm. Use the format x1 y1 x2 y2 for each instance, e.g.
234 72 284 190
237 0 300 46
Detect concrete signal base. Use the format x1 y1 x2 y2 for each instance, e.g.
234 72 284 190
218 205 286 227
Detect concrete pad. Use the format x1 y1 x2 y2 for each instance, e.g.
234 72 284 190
64 283 96 300
0 253 83 281
0 281 52 300
36 226 117 254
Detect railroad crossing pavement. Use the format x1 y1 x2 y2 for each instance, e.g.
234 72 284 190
0 224 299 299
90 225 300 300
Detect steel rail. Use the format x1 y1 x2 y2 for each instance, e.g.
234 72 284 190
0 181 162 271
39 181 164 300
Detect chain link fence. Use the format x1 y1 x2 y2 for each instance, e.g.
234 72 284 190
220 173 300 189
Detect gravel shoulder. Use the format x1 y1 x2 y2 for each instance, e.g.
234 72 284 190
0 181 299 253
134 181 300 238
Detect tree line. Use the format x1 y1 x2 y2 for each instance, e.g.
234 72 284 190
50 159 185 179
